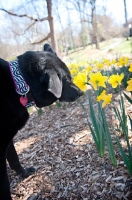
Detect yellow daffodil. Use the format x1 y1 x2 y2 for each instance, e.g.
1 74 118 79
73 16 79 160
89 72 108 90
108 73 124 88
96 63 104 70
70 69 78 75
118 56 129 66
111 59 116 65
103 59 111 66
73 72 87 92
97 90 106 101
97 90 112 108
79 61 88 67
102 94 112 108
103 58 109 63
106 61 111 66
128 63 132 72
117 62 122 67
86 66 92 72
126 78 132 91
68 63 78 69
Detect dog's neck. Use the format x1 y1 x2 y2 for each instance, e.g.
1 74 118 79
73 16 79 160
8 59 35 108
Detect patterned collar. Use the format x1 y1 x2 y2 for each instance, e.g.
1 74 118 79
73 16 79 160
8 59 35 108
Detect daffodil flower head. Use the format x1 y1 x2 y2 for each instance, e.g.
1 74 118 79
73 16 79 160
128 63 132 72
112 59 116 65
126 78 132 91
68 63 78 69
89 72 108 90
108 73 124 88
97 90 106 101
96 63 104 70
118 56 129 66
97 90 112 107
86 66 92 72
102 94 112 108
70 69 78 75
73 72 87 92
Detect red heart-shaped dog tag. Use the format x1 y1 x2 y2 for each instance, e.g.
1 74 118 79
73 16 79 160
20 96 28 106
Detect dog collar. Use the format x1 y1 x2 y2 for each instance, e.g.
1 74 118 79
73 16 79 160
8 59 35 108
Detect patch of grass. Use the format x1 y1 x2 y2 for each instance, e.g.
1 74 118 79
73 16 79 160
64 39 114 62
100 39 116 50
64 45 94 63
62 38 132 63
112 38 132 53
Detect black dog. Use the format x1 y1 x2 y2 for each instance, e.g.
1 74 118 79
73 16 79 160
0 44 83 200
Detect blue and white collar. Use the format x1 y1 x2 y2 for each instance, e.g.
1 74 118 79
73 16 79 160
8 59 35 108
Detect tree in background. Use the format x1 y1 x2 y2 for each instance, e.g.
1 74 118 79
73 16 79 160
123 0 128 25
90 0 100 49
0 0 127 59
123 0 129 40
0 0 58 52
67 0 100 49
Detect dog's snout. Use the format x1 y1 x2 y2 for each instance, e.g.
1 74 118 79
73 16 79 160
78 89 84 97
74 84 84 97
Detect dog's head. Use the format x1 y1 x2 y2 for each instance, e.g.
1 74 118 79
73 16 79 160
17 44 83 108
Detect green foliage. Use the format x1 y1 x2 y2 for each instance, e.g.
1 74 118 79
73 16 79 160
123 92 132 104
82 94 105 157
116 135 132 175
83 90 117 166
68 55 132 175
113 93 132 175
35 106 43 116
113 93 127 136
55 100 61 108
37 108 43 116
113 39 132 53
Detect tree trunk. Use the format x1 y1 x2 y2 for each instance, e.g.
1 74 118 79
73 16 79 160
77 1 86 48
46 0 58 53
90 0 100 49
123 0 127 24
123 0 129 40
65 0 76 52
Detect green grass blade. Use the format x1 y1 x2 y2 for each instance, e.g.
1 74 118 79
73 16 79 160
102 108 117 166
98 122 105 157
124 129 132 164
87 120 100 152
113 106 126 134
123 92 132 104
82 104 100 154
128 115 132 131
116 137 132 175
88 92 100 142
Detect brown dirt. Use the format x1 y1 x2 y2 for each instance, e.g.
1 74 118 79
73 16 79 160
8 90 132 200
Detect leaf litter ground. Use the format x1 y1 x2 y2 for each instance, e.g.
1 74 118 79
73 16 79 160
8 90 132 200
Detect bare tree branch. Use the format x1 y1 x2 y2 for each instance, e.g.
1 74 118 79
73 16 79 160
25 21 36 31
0 8 49 21
8 20 37 36
31 33 51 44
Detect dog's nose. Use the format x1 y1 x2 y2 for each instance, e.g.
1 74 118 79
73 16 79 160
78 90 84 97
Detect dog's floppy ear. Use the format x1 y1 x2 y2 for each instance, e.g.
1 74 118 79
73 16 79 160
40 68 62 98
43 43 57 56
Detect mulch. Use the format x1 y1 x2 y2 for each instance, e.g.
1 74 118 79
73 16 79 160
8 90 132 200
